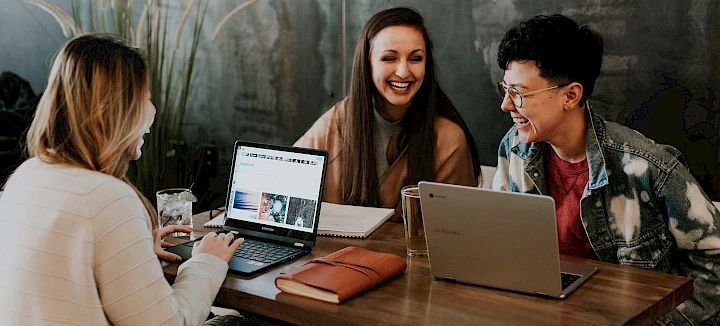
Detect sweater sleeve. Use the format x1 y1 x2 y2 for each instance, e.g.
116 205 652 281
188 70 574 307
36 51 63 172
433 118 478 188
92 182 228 326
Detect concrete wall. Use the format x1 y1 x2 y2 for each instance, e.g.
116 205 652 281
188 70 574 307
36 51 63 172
1 0 718 199
0 0 70 93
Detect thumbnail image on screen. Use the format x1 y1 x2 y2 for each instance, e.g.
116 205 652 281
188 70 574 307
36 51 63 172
285 197 317 229
258 192 288 223
232 190 260 219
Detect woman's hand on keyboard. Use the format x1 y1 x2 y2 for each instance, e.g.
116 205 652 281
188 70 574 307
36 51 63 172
192 232 245 262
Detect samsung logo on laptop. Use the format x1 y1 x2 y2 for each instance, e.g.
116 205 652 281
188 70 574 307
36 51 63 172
239 162 254 167
434 228 460 236
262 226 274 232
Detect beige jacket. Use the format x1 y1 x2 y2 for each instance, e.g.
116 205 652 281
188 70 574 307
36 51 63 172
294 98 478 221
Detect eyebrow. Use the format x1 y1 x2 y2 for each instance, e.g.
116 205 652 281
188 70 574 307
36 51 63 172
381 49 425 55
503 81 527 89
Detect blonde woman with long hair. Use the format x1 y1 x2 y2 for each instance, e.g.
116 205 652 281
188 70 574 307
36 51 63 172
0 33 244 325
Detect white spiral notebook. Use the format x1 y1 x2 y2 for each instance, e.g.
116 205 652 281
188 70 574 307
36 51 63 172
203 210 227 228
317 202 394 238
204 202 394 238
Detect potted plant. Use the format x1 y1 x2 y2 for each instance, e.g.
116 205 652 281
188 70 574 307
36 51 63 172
24 0 259 199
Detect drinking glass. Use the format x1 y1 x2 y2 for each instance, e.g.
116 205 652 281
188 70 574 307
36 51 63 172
401 185 427 257
156 188 193 237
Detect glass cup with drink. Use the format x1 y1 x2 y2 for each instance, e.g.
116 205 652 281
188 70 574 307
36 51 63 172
156 188 197 237
401 185 428 257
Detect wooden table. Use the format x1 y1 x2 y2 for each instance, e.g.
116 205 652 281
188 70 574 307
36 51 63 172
163 211 693 326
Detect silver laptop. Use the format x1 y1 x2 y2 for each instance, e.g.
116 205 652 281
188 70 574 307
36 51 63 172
168 140 328 274
418 181 597 298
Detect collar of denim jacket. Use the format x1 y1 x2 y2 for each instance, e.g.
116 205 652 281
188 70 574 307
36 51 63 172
509 102 610 190
584 103 610 190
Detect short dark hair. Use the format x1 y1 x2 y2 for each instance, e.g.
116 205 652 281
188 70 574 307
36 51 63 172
497 14 603 106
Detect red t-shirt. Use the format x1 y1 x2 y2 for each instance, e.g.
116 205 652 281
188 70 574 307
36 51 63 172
544 145 597 260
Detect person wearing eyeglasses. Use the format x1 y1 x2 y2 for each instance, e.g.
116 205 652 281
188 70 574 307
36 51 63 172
491 14 720 325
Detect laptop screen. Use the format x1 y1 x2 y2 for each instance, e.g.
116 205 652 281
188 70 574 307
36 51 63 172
223 141 327 245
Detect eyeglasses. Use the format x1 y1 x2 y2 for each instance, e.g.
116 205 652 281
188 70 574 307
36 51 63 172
497 82 569 108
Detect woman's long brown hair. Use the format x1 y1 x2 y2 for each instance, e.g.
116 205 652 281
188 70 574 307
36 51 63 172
26 33 158 230
341 7 480 206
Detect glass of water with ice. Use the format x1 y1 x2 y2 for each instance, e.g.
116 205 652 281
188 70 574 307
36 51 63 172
156 188 195 237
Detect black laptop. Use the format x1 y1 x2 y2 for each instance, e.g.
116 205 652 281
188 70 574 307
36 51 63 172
167 140 328 274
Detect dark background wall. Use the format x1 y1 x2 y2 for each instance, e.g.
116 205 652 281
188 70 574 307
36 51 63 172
1 0 718 202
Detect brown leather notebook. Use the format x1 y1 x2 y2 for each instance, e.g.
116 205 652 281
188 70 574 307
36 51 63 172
275 246 407 303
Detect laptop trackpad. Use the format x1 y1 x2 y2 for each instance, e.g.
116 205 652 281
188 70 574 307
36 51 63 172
228 257 263 274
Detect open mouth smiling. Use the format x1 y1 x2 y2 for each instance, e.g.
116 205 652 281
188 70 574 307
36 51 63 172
389 81 411 90
513 117 529 128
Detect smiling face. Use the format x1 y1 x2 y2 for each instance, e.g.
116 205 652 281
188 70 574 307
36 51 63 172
500 60 568 144
370 25 426 121
127 88 156 160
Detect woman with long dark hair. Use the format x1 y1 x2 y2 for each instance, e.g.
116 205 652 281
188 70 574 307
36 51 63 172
295 7 480 221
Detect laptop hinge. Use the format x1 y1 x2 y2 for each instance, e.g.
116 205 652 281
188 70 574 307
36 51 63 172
293 242 304 247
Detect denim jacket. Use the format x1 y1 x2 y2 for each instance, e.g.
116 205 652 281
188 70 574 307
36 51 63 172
491 107 720 325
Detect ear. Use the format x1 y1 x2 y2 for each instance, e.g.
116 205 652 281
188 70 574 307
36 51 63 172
563 82 584 110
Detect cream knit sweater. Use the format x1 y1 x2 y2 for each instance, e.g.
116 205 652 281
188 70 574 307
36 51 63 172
0 158 228 325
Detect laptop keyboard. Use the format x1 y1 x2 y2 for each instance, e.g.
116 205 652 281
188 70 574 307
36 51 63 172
182 238 303 264
231 239 303 263
561 272 581 290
